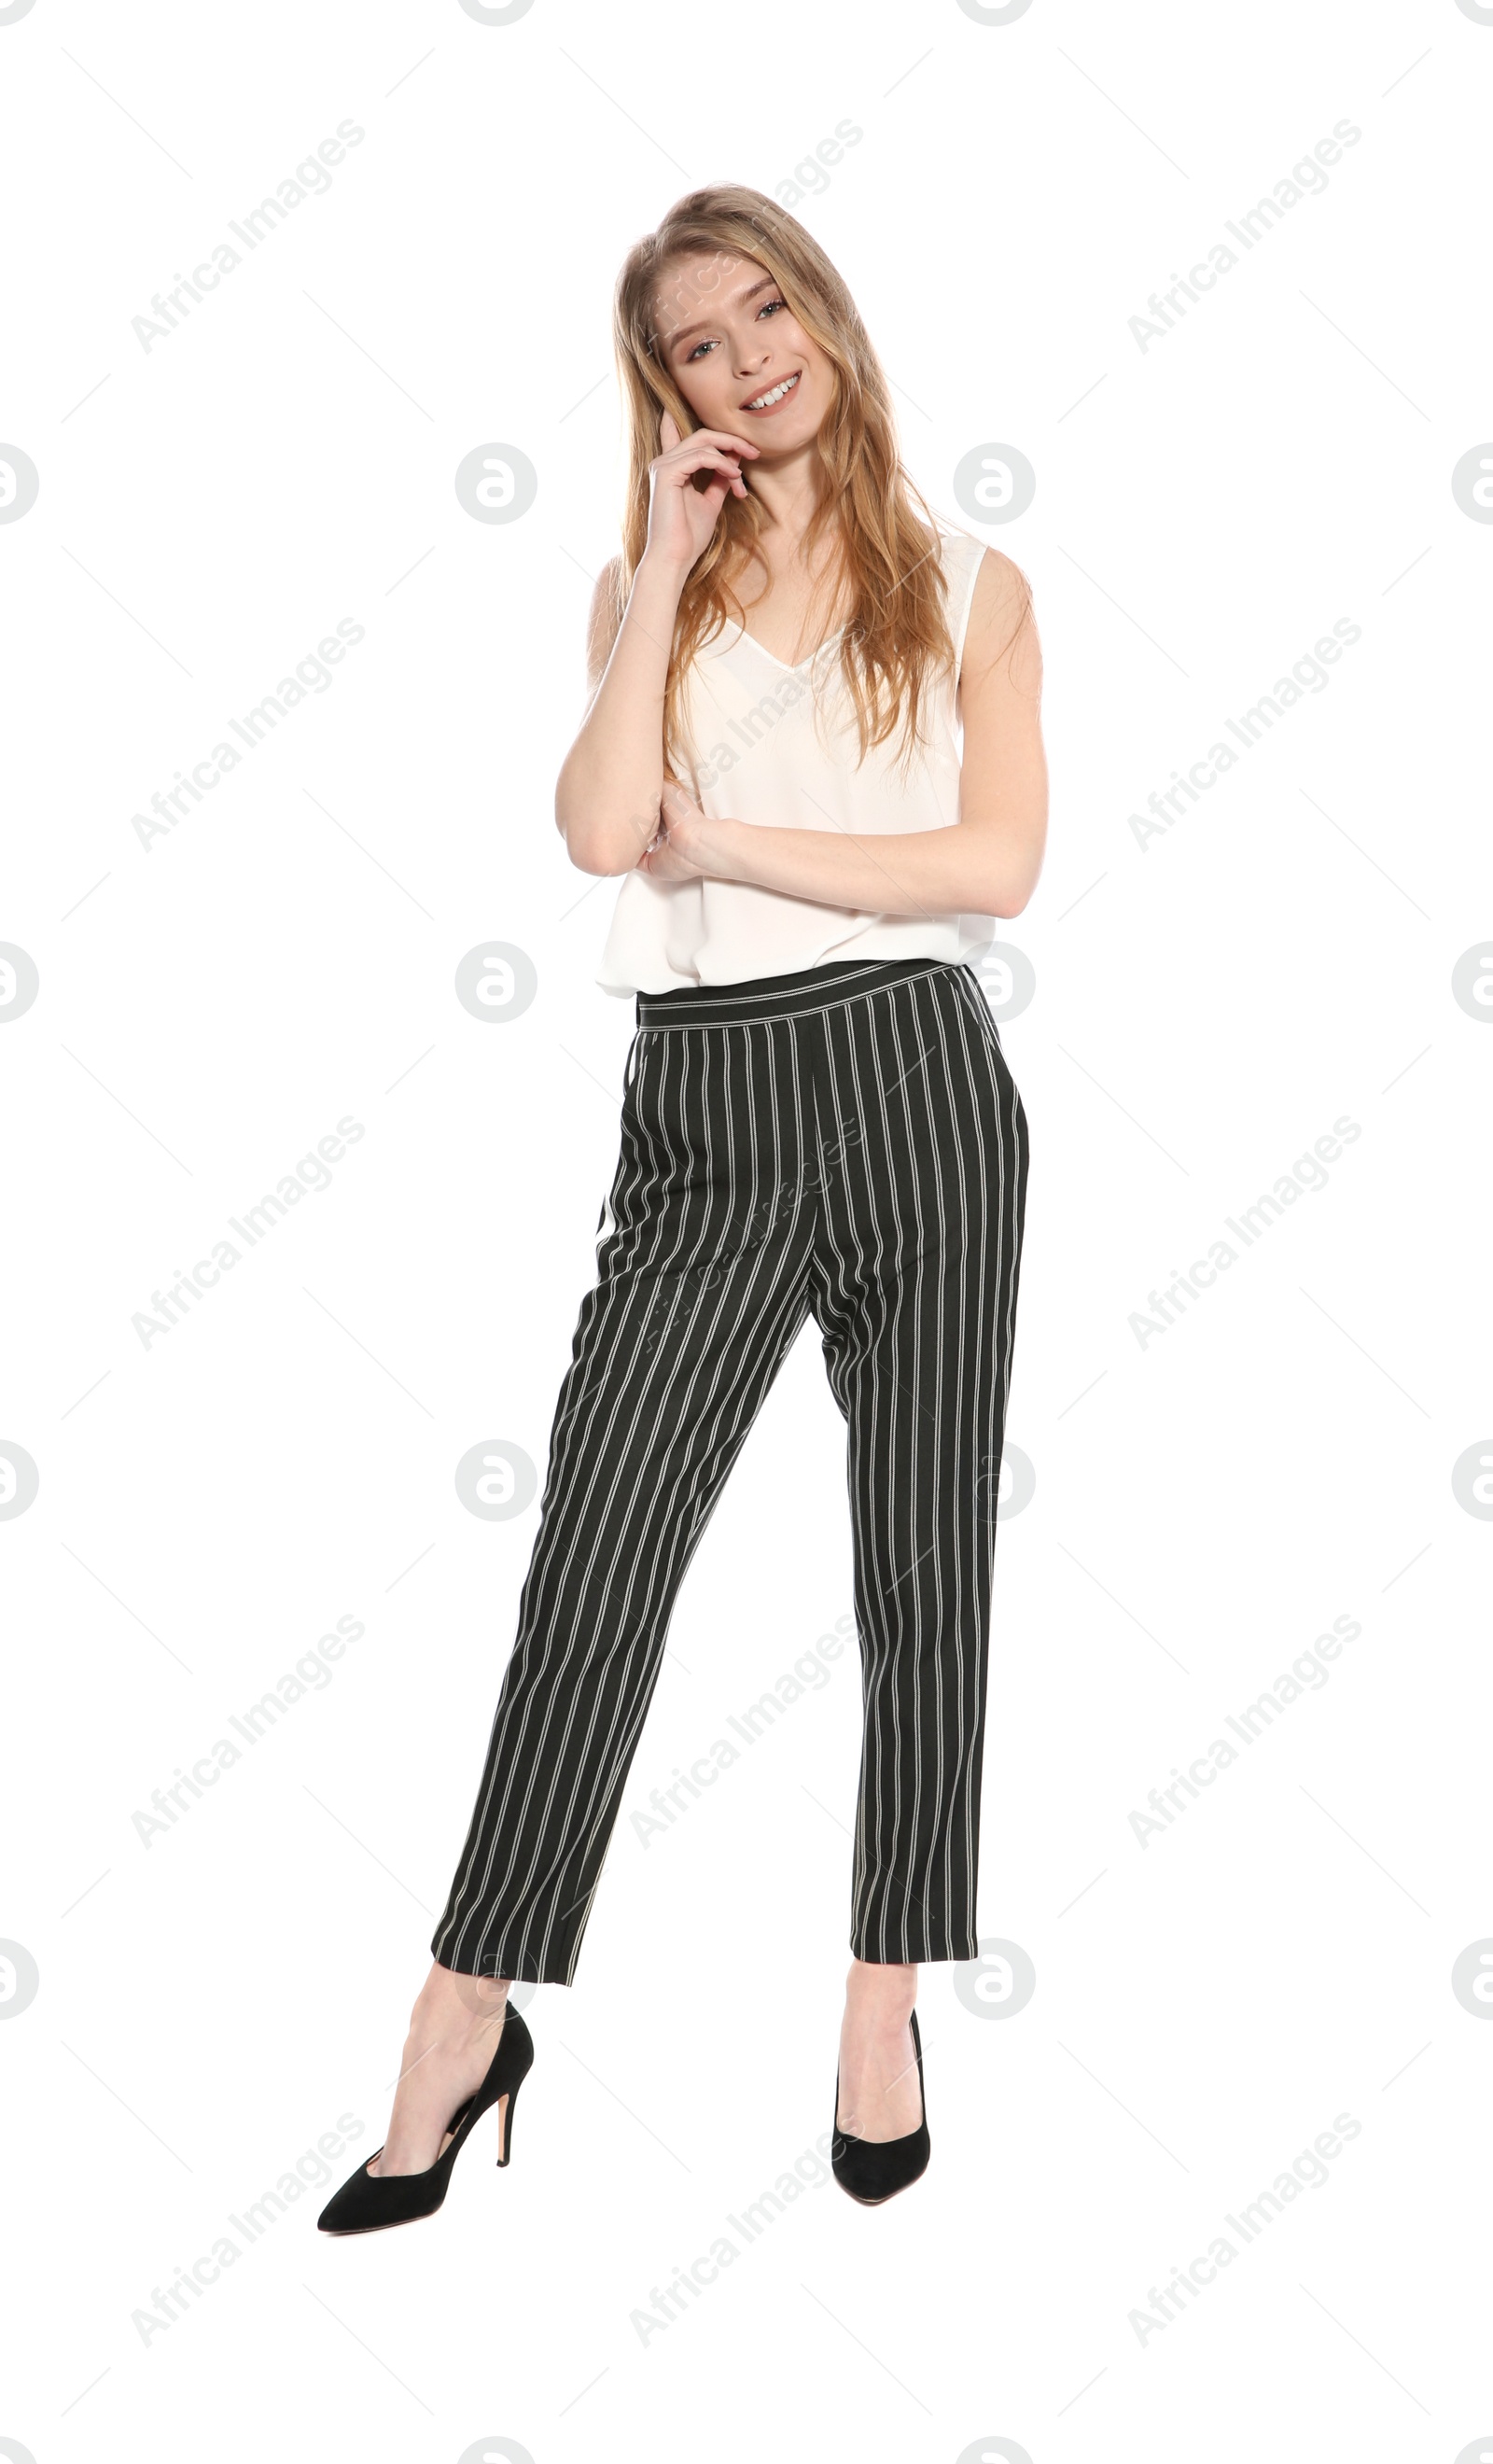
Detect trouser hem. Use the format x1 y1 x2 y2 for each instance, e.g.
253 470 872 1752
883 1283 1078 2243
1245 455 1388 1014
429 1933 579 1988
849 1937 982 1966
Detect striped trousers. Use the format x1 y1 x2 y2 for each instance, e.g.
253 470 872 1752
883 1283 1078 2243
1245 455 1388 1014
431 956 1029 1983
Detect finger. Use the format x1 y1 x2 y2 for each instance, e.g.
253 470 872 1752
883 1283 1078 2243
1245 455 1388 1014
689 428 762 457
658 410 680 450
682 467 742 510
660 427 760 463
666 444 745 479
690 460 747 504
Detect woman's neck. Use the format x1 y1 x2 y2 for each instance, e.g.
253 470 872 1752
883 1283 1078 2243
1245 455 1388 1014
741 436 828 543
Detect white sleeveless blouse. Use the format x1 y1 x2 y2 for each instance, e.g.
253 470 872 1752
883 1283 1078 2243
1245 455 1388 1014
594 522 996 996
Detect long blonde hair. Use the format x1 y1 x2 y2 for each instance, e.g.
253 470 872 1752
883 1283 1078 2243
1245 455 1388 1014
611 186 972 779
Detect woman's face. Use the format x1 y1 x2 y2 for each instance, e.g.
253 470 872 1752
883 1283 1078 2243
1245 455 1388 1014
650 249 829 446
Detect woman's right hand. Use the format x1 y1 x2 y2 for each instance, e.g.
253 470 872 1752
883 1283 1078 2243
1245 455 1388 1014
644 410 760 574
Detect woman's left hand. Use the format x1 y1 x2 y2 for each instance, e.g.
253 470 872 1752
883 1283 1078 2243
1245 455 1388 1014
637 779 733 881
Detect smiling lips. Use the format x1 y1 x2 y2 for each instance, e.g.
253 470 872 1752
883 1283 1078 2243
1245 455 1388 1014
741 369 802 414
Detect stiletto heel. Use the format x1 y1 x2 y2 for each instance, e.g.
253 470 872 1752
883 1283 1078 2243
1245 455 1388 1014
831 2006 930 2205
317 2004 534 2235
495 2073 523 2167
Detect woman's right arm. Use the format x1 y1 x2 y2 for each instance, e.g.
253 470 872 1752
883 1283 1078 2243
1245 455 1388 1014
554 413 760 877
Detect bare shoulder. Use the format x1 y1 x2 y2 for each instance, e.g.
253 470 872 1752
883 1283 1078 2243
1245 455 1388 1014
960 540 1040 693
964 541 1035 632
584 554 628 688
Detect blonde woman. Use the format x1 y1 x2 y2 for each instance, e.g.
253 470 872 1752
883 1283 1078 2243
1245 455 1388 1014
320 184 1046 2233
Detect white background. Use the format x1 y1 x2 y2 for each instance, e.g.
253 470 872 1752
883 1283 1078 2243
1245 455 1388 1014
2 0 1490 2457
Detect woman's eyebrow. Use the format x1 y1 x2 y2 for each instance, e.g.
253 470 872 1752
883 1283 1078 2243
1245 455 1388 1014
663 273 776 351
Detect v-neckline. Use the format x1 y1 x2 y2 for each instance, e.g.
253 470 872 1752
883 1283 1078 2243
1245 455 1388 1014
730 616 847 675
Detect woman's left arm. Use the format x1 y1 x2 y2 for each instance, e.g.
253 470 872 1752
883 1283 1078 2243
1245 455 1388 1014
641 549 1048 919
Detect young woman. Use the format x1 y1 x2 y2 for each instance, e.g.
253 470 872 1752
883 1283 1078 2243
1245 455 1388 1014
319 185 1045 2233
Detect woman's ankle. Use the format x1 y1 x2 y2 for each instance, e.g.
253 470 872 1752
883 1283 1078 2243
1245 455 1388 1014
844 1958 917 2024
407 1964 509 2050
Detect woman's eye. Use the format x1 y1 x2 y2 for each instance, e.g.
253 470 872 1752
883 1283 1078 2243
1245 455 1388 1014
685 301 783 361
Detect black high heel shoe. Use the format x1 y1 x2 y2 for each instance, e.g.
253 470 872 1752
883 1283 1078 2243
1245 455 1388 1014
831 2006 930 2205
317 2004 534 2235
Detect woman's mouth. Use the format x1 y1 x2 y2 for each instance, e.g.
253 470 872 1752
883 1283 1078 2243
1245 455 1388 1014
741 370 802 415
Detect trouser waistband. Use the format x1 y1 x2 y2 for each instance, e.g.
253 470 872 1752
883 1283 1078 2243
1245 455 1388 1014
635 957 957 1030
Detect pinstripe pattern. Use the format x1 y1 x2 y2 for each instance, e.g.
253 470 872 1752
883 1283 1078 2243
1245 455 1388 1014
432 956 1028 1982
